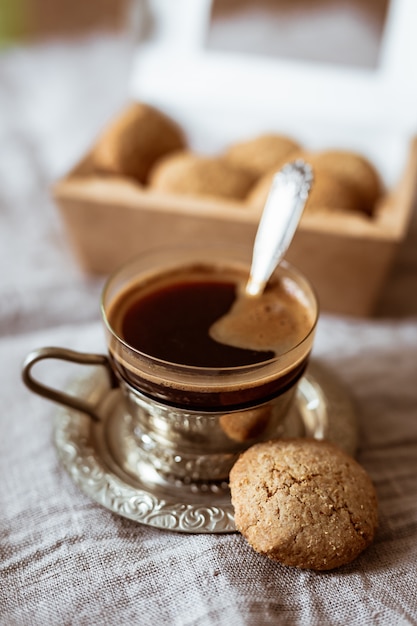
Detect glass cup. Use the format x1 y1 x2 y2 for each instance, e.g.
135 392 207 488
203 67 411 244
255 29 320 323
22 246 318 482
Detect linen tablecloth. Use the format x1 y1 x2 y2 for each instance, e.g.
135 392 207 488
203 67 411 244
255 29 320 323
1 35 417 626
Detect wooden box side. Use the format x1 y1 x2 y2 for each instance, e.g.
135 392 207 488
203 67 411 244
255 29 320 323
53 138 417 316
53 175 258 272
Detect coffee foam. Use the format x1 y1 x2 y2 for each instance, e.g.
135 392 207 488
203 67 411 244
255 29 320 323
209 276 315 356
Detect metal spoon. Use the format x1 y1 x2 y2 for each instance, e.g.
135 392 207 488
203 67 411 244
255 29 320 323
245 159 314 297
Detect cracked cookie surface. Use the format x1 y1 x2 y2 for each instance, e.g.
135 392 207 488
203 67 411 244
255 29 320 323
229 439 378 571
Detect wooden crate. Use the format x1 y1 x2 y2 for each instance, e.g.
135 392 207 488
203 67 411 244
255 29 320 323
53 138 417 317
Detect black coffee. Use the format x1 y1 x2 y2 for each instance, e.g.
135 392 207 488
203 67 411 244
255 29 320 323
119 279 274 367
106 264 313 410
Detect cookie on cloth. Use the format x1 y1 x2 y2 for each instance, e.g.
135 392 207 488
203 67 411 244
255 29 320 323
92 102 186 183
224 134 302 178
230 438 378 571
148 151 257 200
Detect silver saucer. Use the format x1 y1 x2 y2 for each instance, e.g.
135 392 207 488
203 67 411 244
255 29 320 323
53 360 357 534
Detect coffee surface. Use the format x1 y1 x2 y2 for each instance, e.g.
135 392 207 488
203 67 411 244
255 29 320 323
111 275 274 367
108 265 314 369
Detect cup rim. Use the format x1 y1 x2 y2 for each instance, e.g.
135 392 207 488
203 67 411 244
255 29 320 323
100 247 319 376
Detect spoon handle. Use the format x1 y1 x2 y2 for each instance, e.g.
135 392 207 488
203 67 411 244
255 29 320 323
246 159 313 297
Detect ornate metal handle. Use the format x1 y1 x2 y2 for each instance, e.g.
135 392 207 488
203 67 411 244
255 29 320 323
22 347 117 421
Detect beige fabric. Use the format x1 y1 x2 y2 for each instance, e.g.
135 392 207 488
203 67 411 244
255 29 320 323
1 35 417 626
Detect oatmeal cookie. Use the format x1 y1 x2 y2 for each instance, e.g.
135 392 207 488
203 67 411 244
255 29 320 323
148 151 257 200
230 438 378 570
307 150 382 216
247 164 363 216
225 134 301 178
92 102 186 183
